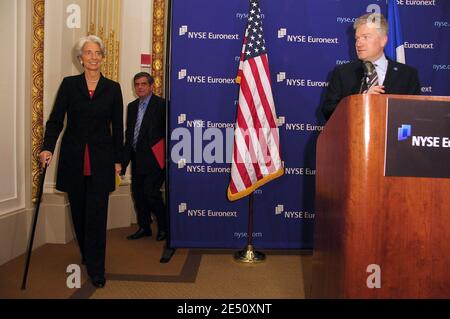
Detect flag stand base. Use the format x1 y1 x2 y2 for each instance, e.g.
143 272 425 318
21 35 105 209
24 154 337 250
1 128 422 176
234 245 265 263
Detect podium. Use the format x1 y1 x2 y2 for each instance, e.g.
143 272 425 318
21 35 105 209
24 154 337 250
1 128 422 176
312 94 450 298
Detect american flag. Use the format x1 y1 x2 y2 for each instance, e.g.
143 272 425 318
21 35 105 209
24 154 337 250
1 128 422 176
227 0 283 201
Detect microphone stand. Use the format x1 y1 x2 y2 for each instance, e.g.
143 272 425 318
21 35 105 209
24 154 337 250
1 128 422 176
359 74 367 94
359 63 369 93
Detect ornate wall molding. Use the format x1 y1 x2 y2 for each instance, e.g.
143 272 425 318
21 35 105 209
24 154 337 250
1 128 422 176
31 0 45 203
88 0 122 81
152 0 166 97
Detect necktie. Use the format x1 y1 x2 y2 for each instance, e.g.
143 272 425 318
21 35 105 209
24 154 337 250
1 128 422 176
133 101 146 150
364 61 379 90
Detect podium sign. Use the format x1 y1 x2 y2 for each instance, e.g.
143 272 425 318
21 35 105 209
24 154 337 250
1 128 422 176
385 99 450 178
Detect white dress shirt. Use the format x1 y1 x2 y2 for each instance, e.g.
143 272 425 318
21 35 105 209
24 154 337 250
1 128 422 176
373 54 388 86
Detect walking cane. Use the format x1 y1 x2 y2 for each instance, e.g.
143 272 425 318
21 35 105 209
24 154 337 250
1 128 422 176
21 162 48 290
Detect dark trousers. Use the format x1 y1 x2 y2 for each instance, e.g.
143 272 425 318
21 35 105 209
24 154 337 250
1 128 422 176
67 177 109 278
131 169 166 234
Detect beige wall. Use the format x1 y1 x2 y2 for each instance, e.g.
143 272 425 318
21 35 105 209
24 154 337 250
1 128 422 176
120 0 153 107
0 0 27 216
0 0 35 265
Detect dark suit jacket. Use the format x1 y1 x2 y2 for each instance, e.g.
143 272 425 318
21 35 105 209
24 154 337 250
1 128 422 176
122 94 166 175
322 59 421 121
42 73 124 193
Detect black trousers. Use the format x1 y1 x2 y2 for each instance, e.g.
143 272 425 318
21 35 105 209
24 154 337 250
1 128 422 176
131 168 167 234
67 177 109 278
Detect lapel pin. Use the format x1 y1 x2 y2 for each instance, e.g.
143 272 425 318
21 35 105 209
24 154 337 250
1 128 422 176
393 67 398 71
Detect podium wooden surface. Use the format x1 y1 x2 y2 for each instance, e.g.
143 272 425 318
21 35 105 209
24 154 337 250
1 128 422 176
312 94 450 298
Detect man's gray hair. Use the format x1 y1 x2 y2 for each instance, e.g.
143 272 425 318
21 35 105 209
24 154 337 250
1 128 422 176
75 35 105 62
353 13 388 36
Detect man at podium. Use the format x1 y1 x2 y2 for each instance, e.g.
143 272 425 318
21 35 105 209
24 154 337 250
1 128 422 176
322 13 420 121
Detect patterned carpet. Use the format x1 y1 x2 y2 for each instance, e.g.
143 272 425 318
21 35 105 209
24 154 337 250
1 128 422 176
0 227 311 299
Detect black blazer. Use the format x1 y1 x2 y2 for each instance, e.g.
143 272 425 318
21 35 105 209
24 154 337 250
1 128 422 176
322 59 421 121
122 94 166 175
42 73 124 193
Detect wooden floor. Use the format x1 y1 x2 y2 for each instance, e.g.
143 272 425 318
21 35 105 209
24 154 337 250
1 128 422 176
0 226 312 299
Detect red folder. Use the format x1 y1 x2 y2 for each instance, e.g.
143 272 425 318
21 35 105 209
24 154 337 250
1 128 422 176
152 138 165 169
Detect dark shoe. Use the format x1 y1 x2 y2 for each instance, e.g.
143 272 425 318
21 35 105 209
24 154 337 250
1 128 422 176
156 230 167 241
90 276 106 288
160 247 176 263
127 228 152 240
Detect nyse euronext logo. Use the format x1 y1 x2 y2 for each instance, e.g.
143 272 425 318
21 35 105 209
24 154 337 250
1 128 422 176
421 86 433 94
434 21 450 28
178 69 235 85
433 64 450 71
275 204 315 219
398 124 450 148
177 113 234 129
178 25 240 40
277 114 324 132
398 124 412 141
404 42 434 49
276 71 328 88
396 0 436 6
178 202 238 218
277 27 339 44
236 12 265 20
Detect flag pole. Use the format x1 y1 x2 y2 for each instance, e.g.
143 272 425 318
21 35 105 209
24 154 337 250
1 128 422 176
234 192 265 263
160 0 176 263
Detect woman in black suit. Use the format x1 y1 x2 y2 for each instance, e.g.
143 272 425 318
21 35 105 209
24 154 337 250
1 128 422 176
39 35 123 288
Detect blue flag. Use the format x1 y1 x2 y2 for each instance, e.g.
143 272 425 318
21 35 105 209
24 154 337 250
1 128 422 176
385 0 405 63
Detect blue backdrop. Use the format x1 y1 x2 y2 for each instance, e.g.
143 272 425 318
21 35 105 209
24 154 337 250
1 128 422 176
168 0 450 249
